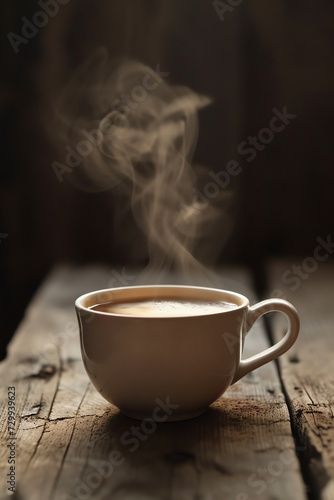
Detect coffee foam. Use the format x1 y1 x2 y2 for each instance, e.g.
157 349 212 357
90 299 236 317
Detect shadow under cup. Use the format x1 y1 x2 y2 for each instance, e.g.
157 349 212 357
75 285 248 421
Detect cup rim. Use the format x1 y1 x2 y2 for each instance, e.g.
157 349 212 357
75 284 249 319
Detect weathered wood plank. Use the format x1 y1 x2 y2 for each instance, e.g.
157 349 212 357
0 266 306 499
267 259 334 500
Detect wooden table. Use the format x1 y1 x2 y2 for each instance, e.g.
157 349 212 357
0 261 333 500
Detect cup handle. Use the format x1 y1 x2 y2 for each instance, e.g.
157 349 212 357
231 298 300 384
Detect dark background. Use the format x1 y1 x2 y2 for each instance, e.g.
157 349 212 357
1 0 334 357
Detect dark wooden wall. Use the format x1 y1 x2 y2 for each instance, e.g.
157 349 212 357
1 0 334 354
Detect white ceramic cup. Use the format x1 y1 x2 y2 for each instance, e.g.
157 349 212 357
75 285 299 421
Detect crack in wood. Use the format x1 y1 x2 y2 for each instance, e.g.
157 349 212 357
22 364 57 380
20 424 46 431
299 380 316 406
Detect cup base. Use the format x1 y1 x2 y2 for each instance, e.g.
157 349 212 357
120 407 208 422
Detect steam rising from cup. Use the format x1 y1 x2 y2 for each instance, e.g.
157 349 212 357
54 48 231 280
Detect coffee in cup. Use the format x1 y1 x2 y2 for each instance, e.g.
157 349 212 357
89 298 236 317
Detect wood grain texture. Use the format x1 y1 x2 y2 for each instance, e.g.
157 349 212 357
267 260 334 500
0 266 306 499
